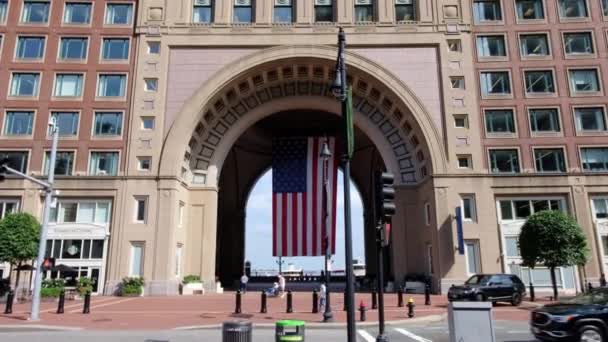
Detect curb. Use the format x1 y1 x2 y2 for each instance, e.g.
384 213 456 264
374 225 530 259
0 325 83 332
174 314 446 330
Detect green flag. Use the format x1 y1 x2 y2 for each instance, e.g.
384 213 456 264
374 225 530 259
345 86 355 159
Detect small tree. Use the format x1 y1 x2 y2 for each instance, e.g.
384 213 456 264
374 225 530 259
519 210 588 300
0 213 40 290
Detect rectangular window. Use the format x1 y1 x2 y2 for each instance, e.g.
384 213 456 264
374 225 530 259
0 0 7 23
134 197 147 223
44 151 74 176
147 41 160 54
4 111 33 135
10 73 40 97
89 151 119 175
424 202 431 225
193 0 213 23
461 195 476 221
457 155 471 168
489 149 520 173
575 107 607 132
0 199 19 219
534 148 566 172
59 37 88 60
569 69 600 93
54 74 84 97
16 36 45 59
0 151 28 173
529 108 560 133
138 157 151 171
355 0 374 22
448 40 462 52
274 0 293 23
427 244 433 274
64 2 92 24
450 76 465 89
97 74 127 97
314 0 332 22
179 202 185 226
520 34 549 57
593 199 608 219
485 109 515 134
22 1 50 23
144 78 158 92
581 147 608 171
480 71 510 96
515 0 544 20
505 236 520 257
465 240 481 274
62 239 82 259
473 0 502 23
558 0 588 18
454 115 468 128
604 0 608 16
102 38 130 60
50 201 111 224
105 3 133 25
141 117 155 130
395 0 415 21
524 70 554 94
476 35 506 57
499 199 565 221
94 112 123 136
564 32 594 55
175 244 183 276
129 242 144 277
234 0 253 23
50 112 79 136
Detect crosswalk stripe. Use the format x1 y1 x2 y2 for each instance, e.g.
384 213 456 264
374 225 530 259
357 329 375 342
394 328 433 342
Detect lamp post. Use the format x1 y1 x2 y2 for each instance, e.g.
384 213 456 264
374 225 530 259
331 27 357 342
320 139 334 322
276 257 284 275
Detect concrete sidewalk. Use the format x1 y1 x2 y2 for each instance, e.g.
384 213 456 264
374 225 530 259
0 292 540 330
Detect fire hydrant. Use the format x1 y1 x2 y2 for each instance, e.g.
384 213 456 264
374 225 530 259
359 300 367 322
407 297 415 318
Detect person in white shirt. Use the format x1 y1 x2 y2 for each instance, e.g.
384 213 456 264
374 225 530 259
278 274 286 297
319 283 327 312
240 274 249 293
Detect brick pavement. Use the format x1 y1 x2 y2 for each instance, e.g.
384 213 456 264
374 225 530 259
0 292 541 330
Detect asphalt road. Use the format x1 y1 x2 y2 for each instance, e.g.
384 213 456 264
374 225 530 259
0 319 536 342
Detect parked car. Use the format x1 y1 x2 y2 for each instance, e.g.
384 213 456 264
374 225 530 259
447 274 526 306
531 288 608 342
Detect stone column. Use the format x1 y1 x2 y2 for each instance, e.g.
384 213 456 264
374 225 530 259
339 0 354 24
571 184 602 286
256 0 272 25
296 0 312 24
377 0 394 24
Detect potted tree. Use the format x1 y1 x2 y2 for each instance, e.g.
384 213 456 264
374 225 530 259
76 277 94 299
120 277 145 297
182 274 204 295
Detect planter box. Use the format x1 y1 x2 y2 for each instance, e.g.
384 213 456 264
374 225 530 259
182 282 204 295
404 281 426 294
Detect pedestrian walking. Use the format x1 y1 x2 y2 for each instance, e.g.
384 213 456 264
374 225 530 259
240 273 249 293
278 274 286 298
319 283 327 312
601 274 607 288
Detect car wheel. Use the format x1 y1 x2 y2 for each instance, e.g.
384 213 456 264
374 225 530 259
511 293 522 306
579 325 604 342
475 293 485 302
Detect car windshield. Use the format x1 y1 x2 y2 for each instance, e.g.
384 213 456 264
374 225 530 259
465 275 492 285
564 289 608 305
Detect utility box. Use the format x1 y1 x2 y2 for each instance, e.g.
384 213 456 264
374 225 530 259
448 302 496 342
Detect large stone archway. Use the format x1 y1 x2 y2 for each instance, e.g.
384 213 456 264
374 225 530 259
157 45 447 289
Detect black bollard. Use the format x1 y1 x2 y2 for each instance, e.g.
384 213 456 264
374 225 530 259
83 291 91 314
371 290 378 310
260 290 267 314
57 290 65 314
425 283 431 306
343 290 347 311
529 283 535 302
234 290 242 314
312 290 318 313
286 290 293 313
397 287 404 307
359 301 367 322
407 298 415 318
4 290 14 314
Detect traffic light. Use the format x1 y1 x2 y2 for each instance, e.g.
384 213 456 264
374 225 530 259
375 172 396 222
0 158 9 182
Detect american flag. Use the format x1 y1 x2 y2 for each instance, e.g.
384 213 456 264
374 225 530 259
272 137 338 257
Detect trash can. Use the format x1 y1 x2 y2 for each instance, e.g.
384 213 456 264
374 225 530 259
275 320 305 342
222 320 252 342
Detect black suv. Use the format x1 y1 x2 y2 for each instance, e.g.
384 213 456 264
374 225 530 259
447 274 526 306
531 288 608 342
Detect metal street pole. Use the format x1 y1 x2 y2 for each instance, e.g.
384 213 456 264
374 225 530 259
336 27 357 342
30 118 59 321
376 223 388 341
321 139 333 322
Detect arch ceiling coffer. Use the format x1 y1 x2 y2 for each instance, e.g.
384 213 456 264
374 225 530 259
181 59 432 186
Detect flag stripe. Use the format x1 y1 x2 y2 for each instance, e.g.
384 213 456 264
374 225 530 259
281 194 288 256
311 138 319 256
272 194 277 256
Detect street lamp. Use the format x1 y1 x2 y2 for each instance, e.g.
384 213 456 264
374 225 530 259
332 27 357 342
320 138 333 322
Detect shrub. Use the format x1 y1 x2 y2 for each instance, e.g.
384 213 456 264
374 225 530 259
77 277 94 296
41 287 62 298
42 278 65 289
120 277 144 296
182 275 202 284
121 276 144 288
122 285 142 296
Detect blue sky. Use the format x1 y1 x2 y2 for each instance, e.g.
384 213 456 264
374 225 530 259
245 170 365 272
